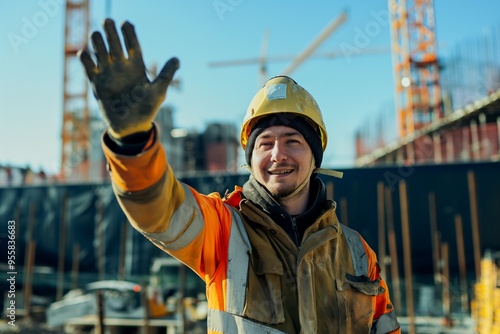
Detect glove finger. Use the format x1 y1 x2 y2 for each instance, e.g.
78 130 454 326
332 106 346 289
90 31 110 69
78 49 97 81
121 21 144 63
104 18 126 61
153 57 180 93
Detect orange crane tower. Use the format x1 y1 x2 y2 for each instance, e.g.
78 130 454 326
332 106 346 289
61 0 90 181
389 0 442 138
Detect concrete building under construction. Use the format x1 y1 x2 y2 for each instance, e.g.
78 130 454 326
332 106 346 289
355 1 500 167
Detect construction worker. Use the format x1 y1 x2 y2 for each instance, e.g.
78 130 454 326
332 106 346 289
79 19 401 334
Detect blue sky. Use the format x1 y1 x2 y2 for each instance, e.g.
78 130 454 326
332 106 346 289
1 0 499 175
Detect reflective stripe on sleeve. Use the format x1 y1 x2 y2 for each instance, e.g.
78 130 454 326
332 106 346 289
371 310 401 334
142 183 204 251
225 207 252 315
208 308 287 334
342 225 368 277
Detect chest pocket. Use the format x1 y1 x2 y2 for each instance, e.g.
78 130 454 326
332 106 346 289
243 247 285 324
336 273 385 329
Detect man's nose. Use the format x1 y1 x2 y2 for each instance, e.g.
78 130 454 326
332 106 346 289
271 141 287 162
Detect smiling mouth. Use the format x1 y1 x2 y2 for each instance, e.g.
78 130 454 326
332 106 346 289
268 169 294 175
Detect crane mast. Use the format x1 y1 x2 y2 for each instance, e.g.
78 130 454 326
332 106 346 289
61 0 90 181
389 0 442 138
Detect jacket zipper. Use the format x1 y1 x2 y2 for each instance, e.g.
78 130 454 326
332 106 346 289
291 217 300 247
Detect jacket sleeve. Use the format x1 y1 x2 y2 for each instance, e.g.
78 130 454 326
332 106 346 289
101 128 233 284
361 238 401 334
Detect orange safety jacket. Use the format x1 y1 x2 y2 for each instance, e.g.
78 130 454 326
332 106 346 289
102 130 401 334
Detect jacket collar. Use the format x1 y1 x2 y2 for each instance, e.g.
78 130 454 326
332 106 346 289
242 175 328 244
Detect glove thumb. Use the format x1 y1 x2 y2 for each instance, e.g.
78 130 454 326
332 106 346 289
153 57 180 93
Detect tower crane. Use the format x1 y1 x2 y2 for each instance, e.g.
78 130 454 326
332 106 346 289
280 11 348 76
208 11 349 85
389 0 442 138
60 0 176 181
61 0 90 181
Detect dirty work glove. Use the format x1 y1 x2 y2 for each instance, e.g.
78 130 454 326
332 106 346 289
78 19 179 138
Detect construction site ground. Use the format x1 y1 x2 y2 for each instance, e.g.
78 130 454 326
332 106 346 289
0 316 474 334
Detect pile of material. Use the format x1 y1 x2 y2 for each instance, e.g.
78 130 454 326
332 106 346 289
472 252 500 333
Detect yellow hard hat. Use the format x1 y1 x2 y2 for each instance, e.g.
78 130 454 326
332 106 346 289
240 76 327 151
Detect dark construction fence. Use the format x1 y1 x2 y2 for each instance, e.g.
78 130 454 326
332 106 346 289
0 162 499 304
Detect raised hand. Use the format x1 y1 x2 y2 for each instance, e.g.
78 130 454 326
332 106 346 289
78 19 179 138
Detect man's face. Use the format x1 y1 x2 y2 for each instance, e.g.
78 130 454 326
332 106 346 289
251 125 314 199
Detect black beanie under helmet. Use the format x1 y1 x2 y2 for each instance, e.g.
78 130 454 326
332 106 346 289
245 113 323 167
